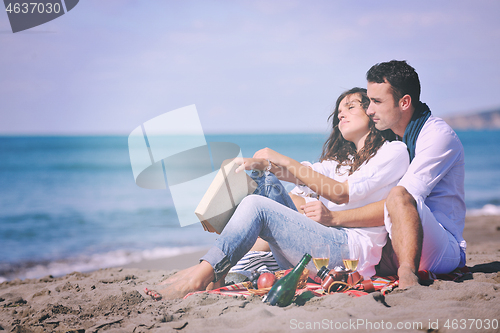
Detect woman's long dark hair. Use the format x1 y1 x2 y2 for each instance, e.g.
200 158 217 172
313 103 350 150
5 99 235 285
319 87 396 175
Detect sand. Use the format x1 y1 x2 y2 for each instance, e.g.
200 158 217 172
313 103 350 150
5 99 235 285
1 215 499 333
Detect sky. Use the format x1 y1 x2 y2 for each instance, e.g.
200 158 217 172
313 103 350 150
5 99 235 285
1 0 499 135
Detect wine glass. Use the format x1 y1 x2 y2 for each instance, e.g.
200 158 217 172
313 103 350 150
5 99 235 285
341 243 360 272
311 244 330 271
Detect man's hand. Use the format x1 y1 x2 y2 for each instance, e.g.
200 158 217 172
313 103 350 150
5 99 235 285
301 200 335 226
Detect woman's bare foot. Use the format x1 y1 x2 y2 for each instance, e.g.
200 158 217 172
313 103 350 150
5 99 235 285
206 271 229 291
158 277 204 299
398 265 419 289
158 261 215 300
159 265 197 285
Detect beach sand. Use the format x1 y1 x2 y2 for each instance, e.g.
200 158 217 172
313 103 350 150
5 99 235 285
1 215 499 332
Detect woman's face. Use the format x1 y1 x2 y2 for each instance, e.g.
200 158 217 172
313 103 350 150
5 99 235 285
337 93 371 146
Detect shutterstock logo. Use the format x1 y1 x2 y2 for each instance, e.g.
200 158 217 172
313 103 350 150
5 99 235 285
128 105 244 227
4 0 79 33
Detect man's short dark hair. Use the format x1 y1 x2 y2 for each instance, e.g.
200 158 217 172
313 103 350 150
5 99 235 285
366 60 421 106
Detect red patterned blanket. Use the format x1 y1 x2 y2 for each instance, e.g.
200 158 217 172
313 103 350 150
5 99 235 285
182 266 470 300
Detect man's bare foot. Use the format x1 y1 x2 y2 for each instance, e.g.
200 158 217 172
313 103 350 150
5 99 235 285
159 265 197 285
398 265 419 289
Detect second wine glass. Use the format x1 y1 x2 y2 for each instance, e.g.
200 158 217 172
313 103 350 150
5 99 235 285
341 243 360 272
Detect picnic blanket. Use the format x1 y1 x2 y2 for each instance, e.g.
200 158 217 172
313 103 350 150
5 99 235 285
183 266 470 300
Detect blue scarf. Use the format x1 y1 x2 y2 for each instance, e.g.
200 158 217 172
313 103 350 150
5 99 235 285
402 102 431 162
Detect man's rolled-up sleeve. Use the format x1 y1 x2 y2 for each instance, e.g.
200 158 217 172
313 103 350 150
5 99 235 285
398 127 463 199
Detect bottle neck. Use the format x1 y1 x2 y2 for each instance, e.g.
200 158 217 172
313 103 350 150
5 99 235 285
292 253 311 275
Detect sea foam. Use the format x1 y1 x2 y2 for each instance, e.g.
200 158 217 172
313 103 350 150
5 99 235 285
0 246 204 282
466 204 500 216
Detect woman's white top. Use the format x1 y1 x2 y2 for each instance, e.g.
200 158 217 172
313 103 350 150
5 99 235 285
290 141 409 277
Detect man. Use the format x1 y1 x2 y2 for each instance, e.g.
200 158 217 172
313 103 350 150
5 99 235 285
366 60 466 288
304 60 466 289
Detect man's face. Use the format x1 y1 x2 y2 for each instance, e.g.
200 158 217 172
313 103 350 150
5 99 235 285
366 81 403 134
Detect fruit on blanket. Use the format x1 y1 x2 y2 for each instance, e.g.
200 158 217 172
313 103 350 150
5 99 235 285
257 272 276 289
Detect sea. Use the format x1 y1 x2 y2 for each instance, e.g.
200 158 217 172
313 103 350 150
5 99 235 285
1 131 499 282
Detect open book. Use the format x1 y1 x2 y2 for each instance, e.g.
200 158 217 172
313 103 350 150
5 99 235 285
195 160 258 234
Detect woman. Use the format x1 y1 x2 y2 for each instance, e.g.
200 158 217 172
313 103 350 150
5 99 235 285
159 88 409 299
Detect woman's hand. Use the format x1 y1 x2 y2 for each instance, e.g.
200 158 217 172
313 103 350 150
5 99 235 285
301 200 334 226
253 148 291 167
233 157 268 173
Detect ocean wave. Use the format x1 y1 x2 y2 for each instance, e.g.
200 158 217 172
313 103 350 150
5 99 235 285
466 204 500 216
0 246 205 282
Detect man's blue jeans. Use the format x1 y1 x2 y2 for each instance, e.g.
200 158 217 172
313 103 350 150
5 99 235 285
200 171 348 281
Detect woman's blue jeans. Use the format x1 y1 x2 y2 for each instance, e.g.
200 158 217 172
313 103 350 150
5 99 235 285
200 171 348 281
250 169 298 212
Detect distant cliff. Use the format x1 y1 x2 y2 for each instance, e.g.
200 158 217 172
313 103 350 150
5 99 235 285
443 109 500 130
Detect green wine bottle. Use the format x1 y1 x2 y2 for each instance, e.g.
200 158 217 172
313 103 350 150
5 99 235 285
264 253 312 307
